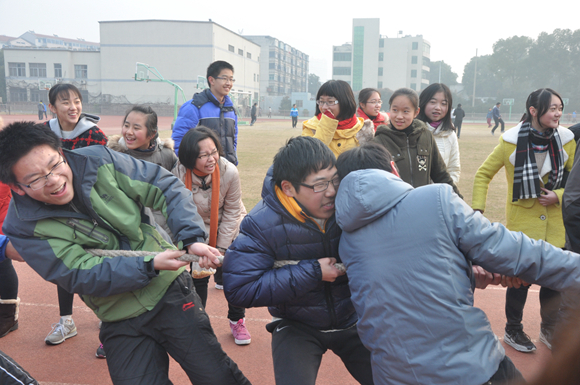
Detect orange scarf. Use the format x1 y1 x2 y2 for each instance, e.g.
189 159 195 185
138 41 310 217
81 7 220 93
185 163 221 247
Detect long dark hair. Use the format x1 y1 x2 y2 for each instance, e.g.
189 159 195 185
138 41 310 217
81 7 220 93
178 126 223 169
521 88 564 129
417 83 454 132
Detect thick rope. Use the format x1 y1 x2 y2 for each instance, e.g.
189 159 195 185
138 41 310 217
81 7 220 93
85 249 346 273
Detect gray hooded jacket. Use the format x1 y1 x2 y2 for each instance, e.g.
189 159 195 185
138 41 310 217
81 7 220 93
336 169 580 385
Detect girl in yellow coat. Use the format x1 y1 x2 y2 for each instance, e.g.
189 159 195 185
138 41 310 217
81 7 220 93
302 80 373 157
472 88 575 353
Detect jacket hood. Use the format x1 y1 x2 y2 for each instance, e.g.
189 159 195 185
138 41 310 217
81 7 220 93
48 113 100 139
336 169 413 232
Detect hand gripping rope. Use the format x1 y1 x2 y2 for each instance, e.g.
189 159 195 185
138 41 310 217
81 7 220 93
85 249 346 277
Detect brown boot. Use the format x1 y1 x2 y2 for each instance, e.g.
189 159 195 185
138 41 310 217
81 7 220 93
0 297 20 337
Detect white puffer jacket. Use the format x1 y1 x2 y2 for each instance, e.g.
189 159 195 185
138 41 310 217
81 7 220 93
428 126 461 184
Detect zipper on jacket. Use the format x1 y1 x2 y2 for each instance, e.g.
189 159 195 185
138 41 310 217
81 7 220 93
406 136 414 186
66 218 109 243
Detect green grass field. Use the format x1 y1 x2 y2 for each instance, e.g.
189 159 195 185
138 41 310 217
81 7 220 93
163 120 511 224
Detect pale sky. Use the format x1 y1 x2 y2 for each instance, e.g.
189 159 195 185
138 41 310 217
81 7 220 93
1 0 577 83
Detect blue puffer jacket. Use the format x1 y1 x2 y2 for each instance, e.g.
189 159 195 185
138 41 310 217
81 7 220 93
171 88 238 164
223 168 357 330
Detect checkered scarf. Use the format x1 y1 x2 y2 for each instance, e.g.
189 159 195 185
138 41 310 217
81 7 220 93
512 122 564 202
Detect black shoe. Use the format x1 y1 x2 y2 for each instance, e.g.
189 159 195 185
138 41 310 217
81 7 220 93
539 328 553 350
504 329 536 352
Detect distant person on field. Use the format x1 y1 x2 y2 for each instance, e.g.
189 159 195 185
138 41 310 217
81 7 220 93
417 83 461 183
268 106 272 118
43 101 48 119
491 102 505 134
453 103 466 139
473 88 576 353
302 79 373 158
290 104 299 128
172 60 238 165
250 103 257 126
487 107 493 127
37 101 45 120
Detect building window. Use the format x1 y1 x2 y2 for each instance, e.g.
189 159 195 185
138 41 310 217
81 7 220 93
422 70 430 79
411 69 417 78
8 63 26 77
247 52 252 59
411 83 417 90
378 67 383 76
74 65 88 79
29 63 47 78
379 52 384 61
333 52 352 61
9 87 27 101
54 63 62 78
296 100 303 107
411 56 418 64
269 63 275 69
228 45 235 52
412 42 418 50
333 67 351 76
378 81 383 89
423 44 430 54
269 51 275 58
423 56 430 67
269 74 275 80
238 49 243 56
379 39 384 48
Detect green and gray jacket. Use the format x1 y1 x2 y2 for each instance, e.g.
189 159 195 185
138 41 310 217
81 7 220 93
373 119 462 198
3 146 207 322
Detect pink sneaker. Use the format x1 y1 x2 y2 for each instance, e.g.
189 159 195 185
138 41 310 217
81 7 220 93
230 319 251 345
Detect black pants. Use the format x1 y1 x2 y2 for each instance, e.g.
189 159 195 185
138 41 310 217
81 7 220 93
292 116 298 128
57 285 75 316
250 116 256 125
0 259 18 299
193 272 245 321
505 285 561 332
483 355 525 384
270 319 373 385
0 349 39 385
100 272 250 385
492 118 505 133
455 120 463 138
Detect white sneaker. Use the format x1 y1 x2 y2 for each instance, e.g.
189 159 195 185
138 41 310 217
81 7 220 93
45 318 77 345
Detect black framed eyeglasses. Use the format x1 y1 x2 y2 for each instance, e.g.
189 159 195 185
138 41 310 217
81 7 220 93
18 156 67 191
300 177 340 193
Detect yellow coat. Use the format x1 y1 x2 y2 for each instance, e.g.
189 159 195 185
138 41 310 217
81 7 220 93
472 123 576 247
302 114 367 157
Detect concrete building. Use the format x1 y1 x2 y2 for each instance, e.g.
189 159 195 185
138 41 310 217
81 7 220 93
2 20 261 111
332 18 431 92
244 35 309 99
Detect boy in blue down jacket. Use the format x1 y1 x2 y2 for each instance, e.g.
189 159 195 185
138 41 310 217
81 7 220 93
0 122 249 385
223 136 373 385
335 143 580 385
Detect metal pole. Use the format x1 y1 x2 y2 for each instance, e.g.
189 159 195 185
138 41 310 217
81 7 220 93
472 49 478 108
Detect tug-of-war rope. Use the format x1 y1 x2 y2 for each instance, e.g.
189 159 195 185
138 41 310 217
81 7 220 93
86 249 346 278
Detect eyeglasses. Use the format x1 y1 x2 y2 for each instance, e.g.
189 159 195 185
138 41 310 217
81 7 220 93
316 100 339 107
300 177 340 193
214 76 236 84
198 149 218 161
366 100 383 105
19 156 67 191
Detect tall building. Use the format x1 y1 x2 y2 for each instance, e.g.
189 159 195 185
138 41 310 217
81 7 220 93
332 18 431 92
244 35 309 97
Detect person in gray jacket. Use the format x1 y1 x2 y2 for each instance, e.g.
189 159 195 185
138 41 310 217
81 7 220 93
334 143 580 385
